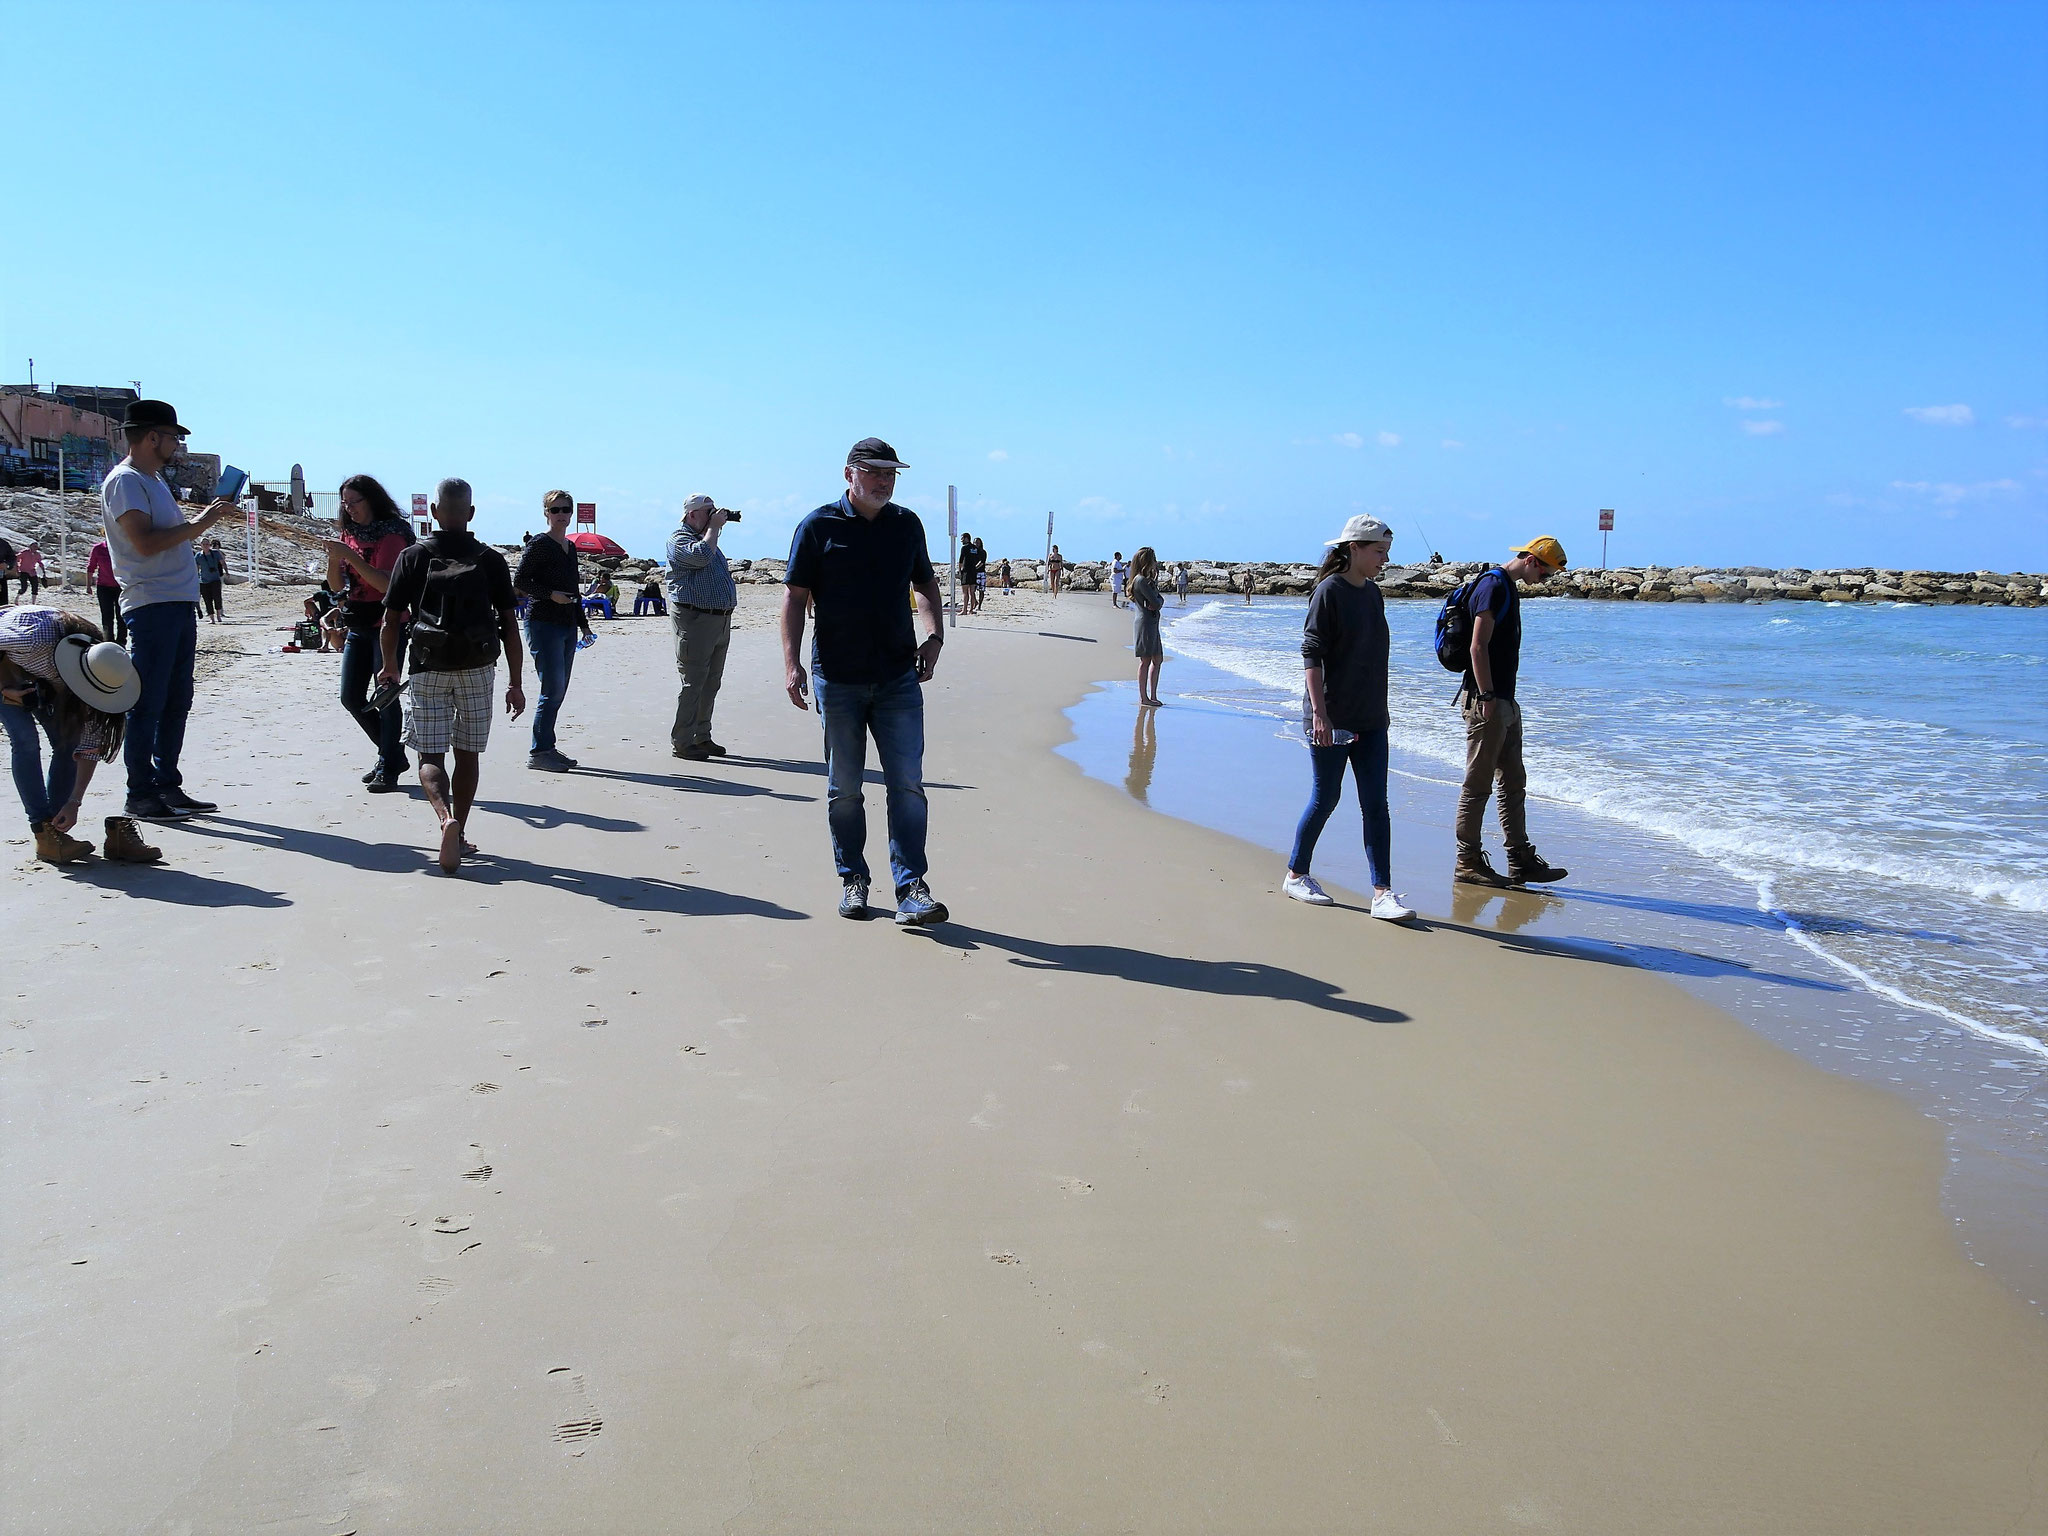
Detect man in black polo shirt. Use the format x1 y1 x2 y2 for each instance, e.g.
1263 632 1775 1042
782 437 949 925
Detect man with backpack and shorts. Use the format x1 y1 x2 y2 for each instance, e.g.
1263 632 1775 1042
1439 535 1569 889
376 477 526 874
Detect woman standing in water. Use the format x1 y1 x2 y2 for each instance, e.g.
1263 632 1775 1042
325 475 417 791
1282 516 1414 922
1128 545 1165 706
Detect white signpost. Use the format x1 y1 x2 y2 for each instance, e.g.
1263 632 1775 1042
246 496 259 588
947 484 959 629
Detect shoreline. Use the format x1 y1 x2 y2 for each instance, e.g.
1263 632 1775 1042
5 586 2047 1531
1059 640 2048 1310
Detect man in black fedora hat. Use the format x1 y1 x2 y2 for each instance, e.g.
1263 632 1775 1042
100 399 240 820
781 437 950 925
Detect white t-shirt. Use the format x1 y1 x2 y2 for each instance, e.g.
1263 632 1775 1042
1112 560 1127 592
102 460 199 613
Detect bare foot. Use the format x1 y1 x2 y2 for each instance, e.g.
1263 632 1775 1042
438 818 463 874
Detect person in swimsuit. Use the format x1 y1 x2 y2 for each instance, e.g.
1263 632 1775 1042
1128 546 1165 706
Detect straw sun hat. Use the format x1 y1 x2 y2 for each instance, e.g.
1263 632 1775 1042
53 635 141 713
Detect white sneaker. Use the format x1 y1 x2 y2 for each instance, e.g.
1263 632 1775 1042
1283 874 1334 906
1371 890 1416 923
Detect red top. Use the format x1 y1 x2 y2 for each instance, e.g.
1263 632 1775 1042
86 540 116 588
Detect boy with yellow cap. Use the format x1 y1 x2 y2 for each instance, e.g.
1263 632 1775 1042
1457 536 1569 888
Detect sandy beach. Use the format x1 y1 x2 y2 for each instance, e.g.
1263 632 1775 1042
5 586 2046 1534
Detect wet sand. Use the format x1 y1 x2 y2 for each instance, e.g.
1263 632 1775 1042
3 588 2045 1533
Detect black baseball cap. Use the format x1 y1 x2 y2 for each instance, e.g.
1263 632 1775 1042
846 437 908 469
123 399 189 436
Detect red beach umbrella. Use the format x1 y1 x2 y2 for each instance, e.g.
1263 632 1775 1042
567 532 628 559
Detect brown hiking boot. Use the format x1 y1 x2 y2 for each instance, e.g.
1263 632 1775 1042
1454 845 1512 887
102 816 163 864
1506 843 1568 884
33 821 95 864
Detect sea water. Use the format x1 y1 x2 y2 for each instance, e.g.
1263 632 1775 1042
1159 595 2048 1059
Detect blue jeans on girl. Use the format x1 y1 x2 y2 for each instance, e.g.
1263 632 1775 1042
1288 729 1391 888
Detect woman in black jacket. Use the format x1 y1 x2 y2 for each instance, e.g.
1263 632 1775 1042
1283 516 1414 922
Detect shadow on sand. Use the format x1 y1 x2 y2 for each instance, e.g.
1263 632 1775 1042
60 859 292 909
475 800 646 832
570 766 814 802
910 922 1409 1024
716 756 974 791
185 817 807 920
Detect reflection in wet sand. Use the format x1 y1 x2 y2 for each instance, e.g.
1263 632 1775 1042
1452 884 1563 932
1125 705 1159 804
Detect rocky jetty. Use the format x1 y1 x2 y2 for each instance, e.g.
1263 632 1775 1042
1372 561 2048 607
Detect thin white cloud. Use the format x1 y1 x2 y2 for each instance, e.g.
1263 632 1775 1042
1076 495 1123 516
2005 413 2047 430
1741 420 1786 436
987 449 1008 461
1890 478 2021 517
1440 439 1464 450
1724 396 1784 410
1903 404 1973 426
1333 431 1363 449
1376 431 1401 447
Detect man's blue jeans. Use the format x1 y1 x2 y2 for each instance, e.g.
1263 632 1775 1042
525 619 578 756
124 600 198 799
1 697 79 828
816 668 928 898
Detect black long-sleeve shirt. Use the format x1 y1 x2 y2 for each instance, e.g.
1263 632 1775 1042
1300 573 1390 734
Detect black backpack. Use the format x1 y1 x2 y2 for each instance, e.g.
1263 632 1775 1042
408 549 503 672
1432 569 1496 673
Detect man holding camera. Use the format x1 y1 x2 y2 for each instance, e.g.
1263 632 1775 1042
378 478 526 875
782 438 948 926
100 399 240 822
666 493 737 761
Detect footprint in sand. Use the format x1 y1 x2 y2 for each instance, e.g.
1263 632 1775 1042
1271 1344 1317 1379
413 1275 457 1321
969 1093 1003 1130
547 1367 603 1453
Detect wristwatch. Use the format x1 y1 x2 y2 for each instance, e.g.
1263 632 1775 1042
1476 691 1496 702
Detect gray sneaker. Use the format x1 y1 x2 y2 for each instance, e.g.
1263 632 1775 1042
894 879 949 927
838 879 871 920
527 750 578 771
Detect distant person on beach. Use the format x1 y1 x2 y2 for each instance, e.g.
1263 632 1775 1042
633 570 667 616
1241 567 1256 605
100 399 240 823
86 539 125 645
1111 552 1128 609
514 489 590 771
581 575 618 620
377 477 526 874
1455 536 1569 889
782 437 949 926
666 493 736 761
326 475 416 790
1 606 159 865
1282 516 1414 922
1000 558 1014 594
14 542 44 601
194 539 225 622
1129 546 1165 705
974 538 989 611
1175 562 1190 605
1047 545 1065 596
0 534 14 604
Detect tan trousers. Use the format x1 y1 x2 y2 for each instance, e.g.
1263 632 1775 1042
1455 694 1529 851
670 607 732 750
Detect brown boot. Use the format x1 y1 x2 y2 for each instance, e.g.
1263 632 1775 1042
33 821 95 864
101 816 163 864
1453 844 1512 888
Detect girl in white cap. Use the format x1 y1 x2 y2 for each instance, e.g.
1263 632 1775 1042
0 608 157 864
1283 517 1415 922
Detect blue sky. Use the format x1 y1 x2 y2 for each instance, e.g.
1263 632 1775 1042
5 1 2044 571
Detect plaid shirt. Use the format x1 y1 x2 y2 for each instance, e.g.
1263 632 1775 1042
0 606 111 758
665 524 737 611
